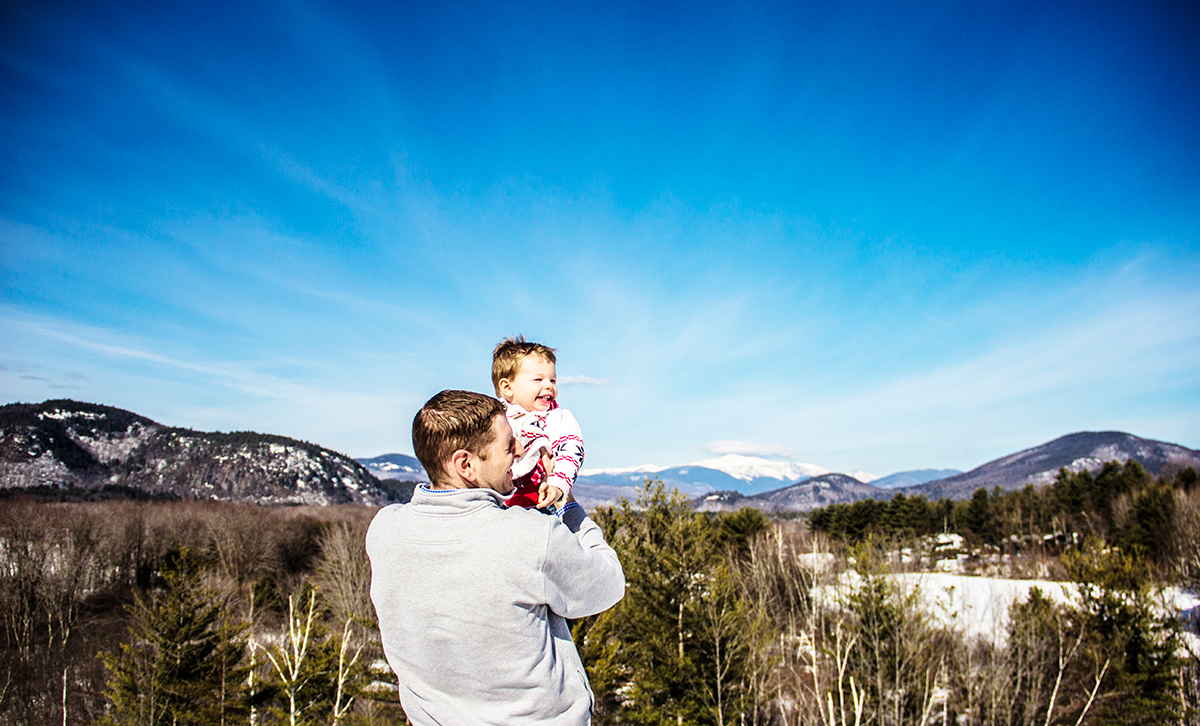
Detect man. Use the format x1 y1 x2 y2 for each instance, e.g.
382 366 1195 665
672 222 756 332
366 390 625 725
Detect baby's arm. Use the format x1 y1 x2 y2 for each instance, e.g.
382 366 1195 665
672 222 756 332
544 409 584 499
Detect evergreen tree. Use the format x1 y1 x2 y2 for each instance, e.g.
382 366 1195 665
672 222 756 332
962 488 997 545
97 549 248 726
579 479 766 726
1064 537 1183 725
694 561 772 726
1122 483 1177 568
714 507 769 561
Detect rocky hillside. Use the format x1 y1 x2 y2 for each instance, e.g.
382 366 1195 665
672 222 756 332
909 431 1200 500
0 400 386 505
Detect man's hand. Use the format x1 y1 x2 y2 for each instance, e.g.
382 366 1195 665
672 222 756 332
536 482 564 509
539 447 555 475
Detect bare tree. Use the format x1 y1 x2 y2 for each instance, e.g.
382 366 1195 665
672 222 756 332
267 589 320 726
311 520 374 636
207 504 281 592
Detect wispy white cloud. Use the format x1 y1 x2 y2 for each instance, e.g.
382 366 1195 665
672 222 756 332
701 440 798 459
560 375 613 386
0 308 422 456
747 269 1200 471
7 177 1197 475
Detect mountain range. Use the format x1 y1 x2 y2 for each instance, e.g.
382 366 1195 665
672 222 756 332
902 430 1200 500
695 473 886 513
693 431 1200 512
3 400 1198 512
361 432 1200 512
572 454 874 496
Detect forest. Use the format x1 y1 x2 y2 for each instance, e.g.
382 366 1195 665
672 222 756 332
808 462 1199 583
0 461 1197 725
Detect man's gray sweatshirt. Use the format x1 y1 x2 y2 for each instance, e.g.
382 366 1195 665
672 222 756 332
366 486 626 725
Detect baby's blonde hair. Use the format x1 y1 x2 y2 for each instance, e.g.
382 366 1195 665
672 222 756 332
491 335 557 396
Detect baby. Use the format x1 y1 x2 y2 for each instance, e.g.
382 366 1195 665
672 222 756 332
491 336 584 509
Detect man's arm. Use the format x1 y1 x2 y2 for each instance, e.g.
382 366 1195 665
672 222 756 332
542 500 624 619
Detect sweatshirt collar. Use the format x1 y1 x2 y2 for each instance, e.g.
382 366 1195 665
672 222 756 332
411 485 508 512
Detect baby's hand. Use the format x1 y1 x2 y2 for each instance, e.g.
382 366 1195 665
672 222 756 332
536 482 563 509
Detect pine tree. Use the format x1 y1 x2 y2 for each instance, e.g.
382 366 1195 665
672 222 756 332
579 479 768 726
963 488 997 545
97 549 248 726
1064 537 1184 725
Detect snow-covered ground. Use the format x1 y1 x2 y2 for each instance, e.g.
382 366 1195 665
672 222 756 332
816 571 1200 649
890 573 1076 643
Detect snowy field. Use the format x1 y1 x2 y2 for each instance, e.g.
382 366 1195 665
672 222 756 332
817 572 1200 648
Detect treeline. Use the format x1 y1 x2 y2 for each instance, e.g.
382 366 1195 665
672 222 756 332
574 480 1199 725
0 499 398 726
3 476 1198 725
808 461 1200 582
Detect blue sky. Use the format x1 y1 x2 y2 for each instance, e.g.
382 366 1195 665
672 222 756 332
2 0 1198 476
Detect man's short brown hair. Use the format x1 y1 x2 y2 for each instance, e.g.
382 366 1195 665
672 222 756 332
412 390 506 486
492 335 557 396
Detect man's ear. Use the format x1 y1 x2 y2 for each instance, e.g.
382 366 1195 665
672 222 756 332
449 449 475 483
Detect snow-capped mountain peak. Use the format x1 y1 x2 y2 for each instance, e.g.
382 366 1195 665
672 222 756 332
687 454 829 482
578 454 882 497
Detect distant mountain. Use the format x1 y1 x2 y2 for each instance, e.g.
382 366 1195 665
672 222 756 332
695 473 885 513
907 431 1200 500
696 432 1200 513
576 465 759 498
357 453 428 483
0 400 386 505
872 469 962 489
571 481 653 511
354 451 833 501
758 474 886 511
9 404 1191 515
578 453 865 496
685 454 836 486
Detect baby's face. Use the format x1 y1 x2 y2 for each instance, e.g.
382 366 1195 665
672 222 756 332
506 356 557 411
